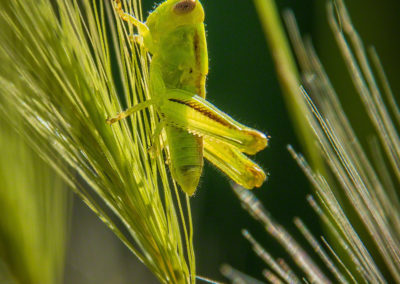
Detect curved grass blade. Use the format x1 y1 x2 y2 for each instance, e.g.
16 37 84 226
0 0 195 282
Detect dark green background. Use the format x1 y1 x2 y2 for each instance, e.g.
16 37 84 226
64 0 400 283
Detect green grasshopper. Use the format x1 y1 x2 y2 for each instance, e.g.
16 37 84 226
107 0 268 195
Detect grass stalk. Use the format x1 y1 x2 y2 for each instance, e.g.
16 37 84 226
0 0 194 282
226 0 400 283
0 121 70 284
252 0 323 170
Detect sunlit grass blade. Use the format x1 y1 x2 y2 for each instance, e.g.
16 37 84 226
0 0 194 282
293 217 347 283
289 0 400 281
0 121 69 284
231 184 330 283
286 0 400 278
220 264 266 284
228 0 400 282
252 0 324 172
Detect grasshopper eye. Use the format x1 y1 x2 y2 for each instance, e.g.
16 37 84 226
173 0 196 14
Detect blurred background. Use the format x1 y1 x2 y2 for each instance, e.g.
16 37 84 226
29 0 400 282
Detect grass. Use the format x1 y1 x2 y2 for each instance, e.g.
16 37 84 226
1 0 399 283
0 0 194 283
0 121 69 284
223 0 400 283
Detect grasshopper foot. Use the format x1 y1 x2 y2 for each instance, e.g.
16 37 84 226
106 113 123 125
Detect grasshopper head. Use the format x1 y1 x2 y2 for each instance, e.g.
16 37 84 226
146 0 204 34
169 0 204 24
172 0 199 15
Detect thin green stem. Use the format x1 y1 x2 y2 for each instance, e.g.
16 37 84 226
253 0 323 168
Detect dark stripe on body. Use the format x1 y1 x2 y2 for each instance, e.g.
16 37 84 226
168 98 234 129
193 29 206 98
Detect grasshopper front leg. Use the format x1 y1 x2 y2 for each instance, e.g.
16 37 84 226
106 99 166 156
161 89 268 155
106 99 154 124
112 0 154 52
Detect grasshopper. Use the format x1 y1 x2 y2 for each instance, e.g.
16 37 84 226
107 0 268 195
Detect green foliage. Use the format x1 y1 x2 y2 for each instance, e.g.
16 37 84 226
224 0 400 283
0 0 194 283
0 122 69 284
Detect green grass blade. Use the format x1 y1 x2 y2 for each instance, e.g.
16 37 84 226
0 0 194 282
0 121 70 284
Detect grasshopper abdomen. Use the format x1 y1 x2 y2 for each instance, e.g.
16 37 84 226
166 126 203 195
